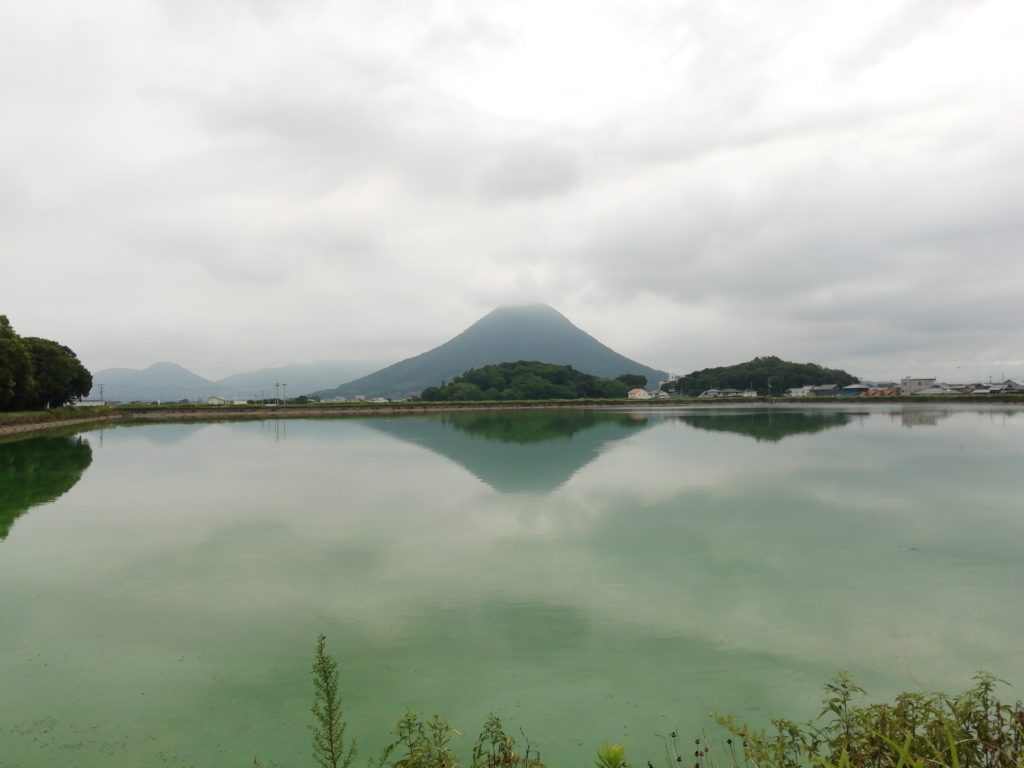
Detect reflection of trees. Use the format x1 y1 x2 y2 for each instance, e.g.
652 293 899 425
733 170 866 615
0 434 93 540
677 411 854 442
441 410 647 444
367 410 649 493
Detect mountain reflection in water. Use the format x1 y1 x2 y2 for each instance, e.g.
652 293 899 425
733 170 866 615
366 410 650 492
676 409 857 442
0 434 93 540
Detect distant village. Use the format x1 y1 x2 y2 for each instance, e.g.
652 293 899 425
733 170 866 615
628 376 1024 401
76 375 1024 407
242 376 1024 404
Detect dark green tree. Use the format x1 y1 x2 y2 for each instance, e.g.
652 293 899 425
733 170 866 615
421 387 444 401
422 361 630 402
23 337 92 408
615 373 647 388
0 316 92 410
0 315 35 410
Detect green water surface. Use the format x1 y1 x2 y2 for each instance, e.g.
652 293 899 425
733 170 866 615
1 405 1022 767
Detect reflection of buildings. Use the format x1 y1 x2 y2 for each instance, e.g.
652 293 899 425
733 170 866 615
1 434 93 540
366 410 650 492
895 408 1018 428
894 410 953 428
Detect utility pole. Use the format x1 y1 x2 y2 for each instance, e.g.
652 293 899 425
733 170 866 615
282 383 287 405
99 384 104 401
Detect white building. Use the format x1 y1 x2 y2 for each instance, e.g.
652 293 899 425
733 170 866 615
900 377 936 396
627 388 652 400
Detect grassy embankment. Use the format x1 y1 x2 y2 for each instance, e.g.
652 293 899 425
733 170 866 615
0 406 119 437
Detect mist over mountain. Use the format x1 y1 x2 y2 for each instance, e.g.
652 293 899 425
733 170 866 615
315 304 668 399
88 360 378 402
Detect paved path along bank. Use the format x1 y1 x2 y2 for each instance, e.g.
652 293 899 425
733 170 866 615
0 414 121 438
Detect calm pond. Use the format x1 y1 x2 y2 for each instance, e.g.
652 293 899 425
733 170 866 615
2 405 1023 767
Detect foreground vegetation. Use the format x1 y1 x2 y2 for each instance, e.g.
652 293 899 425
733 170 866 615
263 637 1023 768
715 672 1023 768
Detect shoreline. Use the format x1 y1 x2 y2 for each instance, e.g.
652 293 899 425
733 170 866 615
2 396 1022 437
0 413 121 438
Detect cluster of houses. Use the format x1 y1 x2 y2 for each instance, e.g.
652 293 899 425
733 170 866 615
318 395 391 404
779 377 1024 398
628 376 1024 400
888 377 1024 396
199 376 1024 404
205 394 393 405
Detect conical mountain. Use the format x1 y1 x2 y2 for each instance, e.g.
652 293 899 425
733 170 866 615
314 304 667 399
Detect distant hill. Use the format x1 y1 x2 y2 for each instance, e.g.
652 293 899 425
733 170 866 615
89 360 379 402
88 362 216 403
214 360 378 398
665 356 858 397
314 304 667 399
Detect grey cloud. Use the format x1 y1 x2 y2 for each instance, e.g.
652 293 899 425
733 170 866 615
474 141 583 201
836 0 960 74
2 0 1022 381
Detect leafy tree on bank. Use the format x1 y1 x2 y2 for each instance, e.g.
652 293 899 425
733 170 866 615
0 315 34 410
23 337 92 408
0 316 91 411
663 355 858 397
616 373 647 388
420 361 631 401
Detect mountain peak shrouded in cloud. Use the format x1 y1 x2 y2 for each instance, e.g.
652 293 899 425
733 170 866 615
315 303 668 399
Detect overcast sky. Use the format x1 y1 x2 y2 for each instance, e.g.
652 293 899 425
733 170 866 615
2 0 1022 382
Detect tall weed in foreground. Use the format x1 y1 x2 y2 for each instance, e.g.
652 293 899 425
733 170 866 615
472 713 545 768
372 711 463 768
311 633 357 768
595 742 629 768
